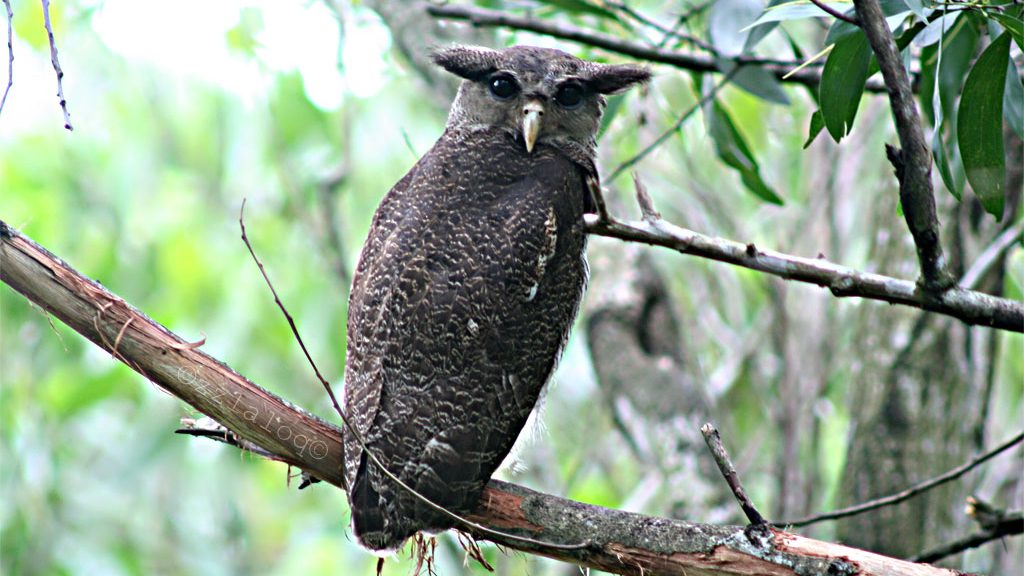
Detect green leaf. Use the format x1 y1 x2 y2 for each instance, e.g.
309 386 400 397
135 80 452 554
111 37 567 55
923 21 966 200
903 0 929 20
703 98 784 204
743 0 791 51
1005 58 1024 138
820 31 872 142
921 14 979 126
738 167 784 204
746 1 847 28
958 32 1011 218
989 12 1024 51
878 0 913 17
861 17 928 79
824 17 861 45
804 110 825 148
933 127 965 200
709 0 765 56
716 60 791 105
225 8 263 56
913 12 960 47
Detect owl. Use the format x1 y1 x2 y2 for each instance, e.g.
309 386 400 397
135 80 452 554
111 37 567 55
343 45 650 551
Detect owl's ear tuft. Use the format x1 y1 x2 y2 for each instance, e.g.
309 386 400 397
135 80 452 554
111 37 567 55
431 45 502 81
586 64 652 95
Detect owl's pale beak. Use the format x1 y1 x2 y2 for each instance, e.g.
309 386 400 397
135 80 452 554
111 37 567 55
522 100 544 153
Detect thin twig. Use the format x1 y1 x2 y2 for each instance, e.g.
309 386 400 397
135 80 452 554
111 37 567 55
41 0 71 131
960 219 1024 290
606 1 717 53
237 201 591 552
909 510 1023 563
809 0 860 25
315 46 353 288
238 200 344 416
0 0 12 118
632 173 660 223
701 423 767 526
176 416 280 460
778 431 1024 528
606 69 737 184
425 4 893 93
315 167 351 287
658 1 715 49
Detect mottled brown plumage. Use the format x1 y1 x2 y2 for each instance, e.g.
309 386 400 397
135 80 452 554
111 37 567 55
343 45 649 551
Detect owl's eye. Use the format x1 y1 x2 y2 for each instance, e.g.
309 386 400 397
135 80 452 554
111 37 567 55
555 83 585 109
488 74 519 100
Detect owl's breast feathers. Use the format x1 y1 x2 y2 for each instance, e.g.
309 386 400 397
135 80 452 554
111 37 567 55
343 127 594 550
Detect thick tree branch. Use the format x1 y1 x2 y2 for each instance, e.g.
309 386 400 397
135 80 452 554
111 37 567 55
0 220 976 575
426 4 894 93
854 0 952 290
584 211 1023 332
0 221 341 482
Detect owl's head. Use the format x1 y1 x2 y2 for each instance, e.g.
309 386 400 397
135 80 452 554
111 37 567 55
432 45 650 154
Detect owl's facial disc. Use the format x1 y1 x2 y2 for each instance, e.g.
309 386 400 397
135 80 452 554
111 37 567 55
521 100 544 153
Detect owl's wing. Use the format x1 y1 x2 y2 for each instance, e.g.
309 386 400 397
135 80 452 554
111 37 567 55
343 163 424 492
352 146 588 529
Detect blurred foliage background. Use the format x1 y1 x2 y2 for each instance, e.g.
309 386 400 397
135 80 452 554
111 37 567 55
2 0 1021 574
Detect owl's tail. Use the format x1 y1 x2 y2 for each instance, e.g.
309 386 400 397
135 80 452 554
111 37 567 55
350 455 411 552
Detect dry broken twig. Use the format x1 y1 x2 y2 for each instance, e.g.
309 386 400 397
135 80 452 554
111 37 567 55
41 0 72 131
701 423 768 527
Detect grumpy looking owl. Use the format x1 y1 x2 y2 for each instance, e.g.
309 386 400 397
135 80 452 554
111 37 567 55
343 45 650 551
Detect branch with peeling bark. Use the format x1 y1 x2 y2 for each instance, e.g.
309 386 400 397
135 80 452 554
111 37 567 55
586 178 1022 332
0 221 976 575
